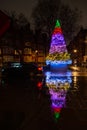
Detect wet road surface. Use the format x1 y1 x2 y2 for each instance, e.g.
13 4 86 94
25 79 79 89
0 73 87 130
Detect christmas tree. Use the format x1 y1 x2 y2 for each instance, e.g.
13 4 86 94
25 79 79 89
46 20 72 70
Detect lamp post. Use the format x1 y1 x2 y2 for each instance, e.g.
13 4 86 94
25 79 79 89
35 50 38 64
73 49 77 53
73 49 77 66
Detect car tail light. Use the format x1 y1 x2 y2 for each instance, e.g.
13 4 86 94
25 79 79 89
38 67 42 71
37 81 43 90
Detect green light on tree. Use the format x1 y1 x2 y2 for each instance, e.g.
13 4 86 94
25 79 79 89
55 20 61 28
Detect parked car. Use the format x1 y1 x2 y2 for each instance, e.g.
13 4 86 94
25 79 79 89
1 62 43 78
1 62 45 90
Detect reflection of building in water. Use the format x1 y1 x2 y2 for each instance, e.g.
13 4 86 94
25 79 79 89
73 76 79 90
45 71 72 121
68 74 79 92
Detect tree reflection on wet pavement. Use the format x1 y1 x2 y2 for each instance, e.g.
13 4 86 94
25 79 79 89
0 70 87 130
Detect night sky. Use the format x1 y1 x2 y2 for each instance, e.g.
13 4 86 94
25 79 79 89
0 0 87 28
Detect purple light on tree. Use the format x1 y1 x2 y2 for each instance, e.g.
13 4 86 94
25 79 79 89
46 20 72 69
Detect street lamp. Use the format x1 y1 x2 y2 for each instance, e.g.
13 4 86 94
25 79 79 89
35 50 38 64
73 49 77 66
73 49 77 53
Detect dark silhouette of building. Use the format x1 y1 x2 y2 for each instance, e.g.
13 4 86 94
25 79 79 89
67 27 87 66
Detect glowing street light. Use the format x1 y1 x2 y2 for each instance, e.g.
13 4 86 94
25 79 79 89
73 49 78 66
73 49 77 53
35 50 38 63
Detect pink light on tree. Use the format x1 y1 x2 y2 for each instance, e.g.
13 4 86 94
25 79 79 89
49 20 67 54
46 20 72 68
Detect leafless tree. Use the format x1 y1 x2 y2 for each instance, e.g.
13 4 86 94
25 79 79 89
32 0 81 45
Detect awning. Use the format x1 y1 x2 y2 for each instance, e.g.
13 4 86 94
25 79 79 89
0 10 10 37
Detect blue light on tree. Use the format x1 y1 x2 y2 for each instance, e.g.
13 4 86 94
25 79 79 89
46 20 72 71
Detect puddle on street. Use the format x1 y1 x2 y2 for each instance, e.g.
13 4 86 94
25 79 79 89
45 70 87 122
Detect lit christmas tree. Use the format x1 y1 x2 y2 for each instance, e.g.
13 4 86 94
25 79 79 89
46 20 72 71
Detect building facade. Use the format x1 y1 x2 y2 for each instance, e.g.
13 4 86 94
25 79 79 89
68 28 87 66
0 41 46 67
